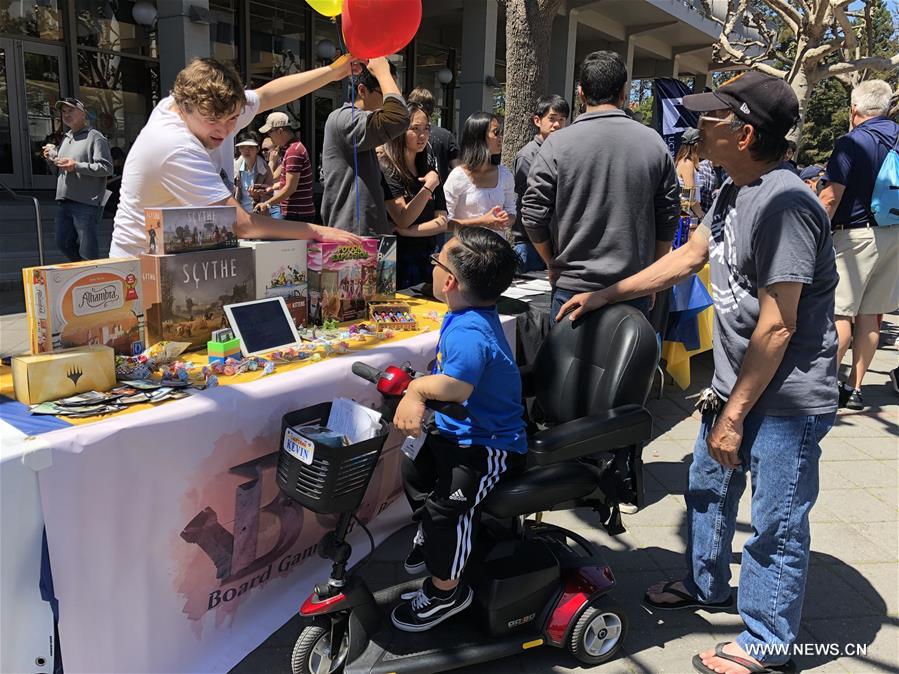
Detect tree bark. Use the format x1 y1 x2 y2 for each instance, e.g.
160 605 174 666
501 0 563 168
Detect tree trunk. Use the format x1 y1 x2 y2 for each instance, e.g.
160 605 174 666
501 0 563 168
789 68 811 147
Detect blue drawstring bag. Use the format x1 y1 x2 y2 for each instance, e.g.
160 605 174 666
866 127 899 227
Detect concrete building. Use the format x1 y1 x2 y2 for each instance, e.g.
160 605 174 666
0 0 728 313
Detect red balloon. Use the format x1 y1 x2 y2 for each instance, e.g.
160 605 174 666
342 0 422 60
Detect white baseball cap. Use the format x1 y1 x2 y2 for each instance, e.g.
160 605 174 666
258 111 293 133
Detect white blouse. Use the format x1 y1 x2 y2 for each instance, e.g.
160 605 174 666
443 165 517 222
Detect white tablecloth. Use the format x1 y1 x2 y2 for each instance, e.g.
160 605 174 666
4 317 515 674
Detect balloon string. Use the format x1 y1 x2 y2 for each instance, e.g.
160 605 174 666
336 19 361 232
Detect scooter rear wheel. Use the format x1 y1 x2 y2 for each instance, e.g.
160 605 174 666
292 622 349 674
567 598 627 665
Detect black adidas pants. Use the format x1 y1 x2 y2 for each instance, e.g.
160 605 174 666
402 432 525 581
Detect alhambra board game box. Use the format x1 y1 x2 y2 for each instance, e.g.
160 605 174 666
22 258 145 356
307 238 379 324
141 247 255 349
144 205 238 255
239 239 308 328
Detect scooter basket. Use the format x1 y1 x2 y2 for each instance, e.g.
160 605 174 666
276 402 389 515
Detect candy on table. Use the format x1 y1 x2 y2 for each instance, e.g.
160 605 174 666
336 341 350 354
205 374 219 388
247 360 259 371
223 365 235 376
311 353 322 362
263 361 276 375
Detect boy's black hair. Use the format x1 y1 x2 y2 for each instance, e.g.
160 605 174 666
534 94 570 119
579 51 628 106
355 60 398 94
446 227 520 303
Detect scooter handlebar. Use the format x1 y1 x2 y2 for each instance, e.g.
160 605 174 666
351 361 383 385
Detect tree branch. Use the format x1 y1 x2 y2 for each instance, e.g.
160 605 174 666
765 0 801 35
816 53 899 80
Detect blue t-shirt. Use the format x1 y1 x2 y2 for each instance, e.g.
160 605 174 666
433 307 527 453
824 116 899 226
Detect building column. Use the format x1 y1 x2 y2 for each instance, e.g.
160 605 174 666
458 0 498 126
624 34 637 94
158 0 211 94
549 10 578 103
672 54 681 78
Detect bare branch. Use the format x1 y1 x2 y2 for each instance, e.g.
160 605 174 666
831 1 858 53
817 53 899 80
765 0 801 35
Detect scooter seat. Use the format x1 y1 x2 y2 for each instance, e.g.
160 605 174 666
482 462 598 519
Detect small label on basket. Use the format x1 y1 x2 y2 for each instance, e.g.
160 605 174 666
284 427 315 465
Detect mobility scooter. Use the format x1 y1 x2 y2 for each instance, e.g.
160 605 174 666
275 304 659 674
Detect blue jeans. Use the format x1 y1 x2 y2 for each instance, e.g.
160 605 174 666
550 288 650 324
684 410 835 665
514 241 545 273
55 199 102 261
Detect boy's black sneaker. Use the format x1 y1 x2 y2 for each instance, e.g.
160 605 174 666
846 389 865 411
404 545 427 575
391 579 473 632
890 367 899 395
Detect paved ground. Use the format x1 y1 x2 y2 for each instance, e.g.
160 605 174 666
234 315 898 674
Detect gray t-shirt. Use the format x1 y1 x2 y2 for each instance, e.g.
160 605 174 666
704 169 838 416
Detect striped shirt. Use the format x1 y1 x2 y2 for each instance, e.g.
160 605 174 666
280 140 315 220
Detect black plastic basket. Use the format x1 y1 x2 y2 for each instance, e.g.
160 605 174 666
276 402 389 515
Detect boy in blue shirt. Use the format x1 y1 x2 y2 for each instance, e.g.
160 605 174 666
391 226 526 632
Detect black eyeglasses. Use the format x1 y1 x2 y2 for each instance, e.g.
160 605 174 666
429 254 452 274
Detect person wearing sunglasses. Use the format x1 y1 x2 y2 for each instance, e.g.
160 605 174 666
442 112 516 233
558 71 839 674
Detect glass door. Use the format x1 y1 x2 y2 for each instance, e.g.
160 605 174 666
0 38 68 189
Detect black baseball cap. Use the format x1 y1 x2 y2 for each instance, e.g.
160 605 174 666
682 71 799 138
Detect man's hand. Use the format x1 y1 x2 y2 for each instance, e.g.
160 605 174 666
394 394 427 438
366 57 392 79
329 54 366 79
253 202 271 214
706 414 743 469
420 170 440 193
310 224 363 246
55 158 77 173
556 289 611 321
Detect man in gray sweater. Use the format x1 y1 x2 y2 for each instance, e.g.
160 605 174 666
42 97 113 261
321 58 409 235
521 51 679 319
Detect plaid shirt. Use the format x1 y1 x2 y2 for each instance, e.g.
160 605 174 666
697 160 718 213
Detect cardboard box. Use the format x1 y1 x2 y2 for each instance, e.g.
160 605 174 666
307 238 379 324
240 239 308 328
12 345 116 405
22 259 146 356
145 206 238 255
141 247 255 350
375 235 397 300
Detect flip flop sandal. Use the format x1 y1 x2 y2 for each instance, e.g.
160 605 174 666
643 580 734 611
692 642 796 674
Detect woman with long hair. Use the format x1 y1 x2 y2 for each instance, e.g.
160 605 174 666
443 112 515 232
675 131 703 218
380 101 448 288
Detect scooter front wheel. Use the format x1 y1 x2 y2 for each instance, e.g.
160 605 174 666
567 598 627 665
292 621 349 674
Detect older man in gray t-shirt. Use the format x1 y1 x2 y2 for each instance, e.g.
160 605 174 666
555 72 837 673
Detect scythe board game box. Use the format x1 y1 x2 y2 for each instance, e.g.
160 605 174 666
144 205 238 255
239 239 308 328
307 238 379 324
22 258 145 356
141 247 255 350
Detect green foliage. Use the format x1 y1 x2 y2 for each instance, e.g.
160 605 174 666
799 79 851 165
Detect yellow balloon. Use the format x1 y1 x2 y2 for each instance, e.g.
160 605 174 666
306 0 342 17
